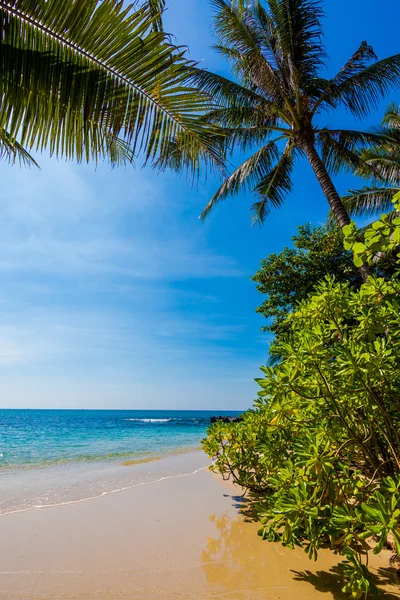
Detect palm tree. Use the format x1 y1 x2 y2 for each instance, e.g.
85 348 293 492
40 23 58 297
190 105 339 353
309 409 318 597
0 0 222 171
180 0 400 243
343 103 400 217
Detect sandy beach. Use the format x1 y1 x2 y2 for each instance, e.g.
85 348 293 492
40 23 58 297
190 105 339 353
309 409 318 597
0 451 399 600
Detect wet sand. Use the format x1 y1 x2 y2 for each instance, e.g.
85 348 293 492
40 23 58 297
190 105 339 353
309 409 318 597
0 451 399 600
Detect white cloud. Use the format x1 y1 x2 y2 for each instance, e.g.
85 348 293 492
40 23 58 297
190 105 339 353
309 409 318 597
0 159 241 282
0 235 241 280
0 157 264 408
0 303 249 367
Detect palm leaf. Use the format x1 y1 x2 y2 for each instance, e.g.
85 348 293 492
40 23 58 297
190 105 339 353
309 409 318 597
0 0 221 170
210 0 284 102
200 138 282 219
317 129 391 176
357 146 400 182
148 0 165 32
192 68 266 109
266 0 326 85
319 54 400 118
0 128 38 166
342 186 400 217
313 41 377 113
382 102 400 129
251 141 294 224
193 68 291 152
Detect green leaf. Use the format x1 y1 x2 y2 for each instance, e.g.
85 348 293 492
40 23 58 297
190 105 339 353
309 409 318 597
353 242 367 253
342 224 354 236
372 220 385 230
354 255 365 267
361 503 384 522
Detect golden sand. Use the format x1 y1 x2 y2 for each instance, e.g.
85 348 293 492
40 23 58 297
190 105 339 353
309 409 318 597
0 452 398 600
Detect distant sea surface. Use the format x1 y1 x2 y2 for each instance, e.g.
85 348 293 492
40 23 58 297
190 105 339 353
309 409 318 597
0 409 242 515
0 409 241 469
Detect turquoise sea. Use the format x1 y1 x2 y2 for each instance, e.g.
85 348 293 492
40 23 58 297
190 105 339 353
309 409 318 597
0 409 241 468
0 409 241 515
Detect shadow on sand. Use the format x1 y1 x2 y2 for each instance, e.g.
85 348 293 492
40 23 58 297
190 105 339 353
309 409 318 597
229 493 259 522
211 490 400 599
292 566 400 599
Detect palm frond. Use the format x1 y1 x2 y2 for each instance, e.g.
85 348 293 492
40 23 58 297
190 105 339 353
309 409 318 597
313 41 377 113
210 0 284 101
0 0 221 171
382 102 400 129
251 142 295 224
0 128 38 166
200 139 282 220
100 131 136 166
193 68 292 153
153 119 227 176
192 68 266 109
317 129 391 175
267 0 326 85
357 146 400 183
342 186 400 217
213 44 243 64
337 107 400 218
201 105 289 153
148 0 165 32
318 54 400 118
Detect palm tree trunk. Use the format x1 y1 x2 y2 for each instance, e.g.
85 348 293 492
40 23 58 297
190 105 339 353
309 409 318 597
302 141 350 228
302 140 369 281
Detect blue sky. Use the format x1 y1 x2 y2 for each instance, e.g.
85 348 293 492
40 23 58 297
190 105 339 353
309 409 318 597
0 0 399 410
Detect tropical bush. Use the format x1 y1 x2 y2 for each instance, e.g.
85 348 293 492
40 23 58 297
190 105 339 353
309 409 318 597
343 192 400 271
203 201 400 598
252 222 363 338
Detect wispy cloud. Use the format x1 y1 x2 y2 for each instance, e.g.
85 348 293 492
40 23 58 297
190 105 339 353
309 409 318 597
0 236 242 280
0 157 263 408
0 158 241 282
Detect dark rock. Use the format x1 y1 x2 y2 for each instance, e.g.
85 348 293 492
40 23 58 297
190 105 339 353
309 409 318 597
210 415 243 424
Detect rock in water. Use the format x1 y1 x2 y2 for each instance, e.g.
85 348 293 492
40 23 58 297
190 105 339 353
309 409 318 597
210 415 242 424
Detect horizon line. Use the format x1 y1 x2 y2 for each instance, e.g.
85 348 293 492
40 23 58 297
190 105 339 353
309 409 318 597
0 407 247 411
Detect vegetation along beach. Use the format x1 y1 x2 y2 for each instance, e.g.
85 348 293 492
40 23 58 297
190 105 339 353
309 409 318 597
1 0 400 598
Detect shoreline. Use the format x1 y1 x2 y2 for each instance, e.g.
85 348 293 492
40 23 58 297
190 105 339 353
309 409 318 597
0 449 208 516
0 451 399 599
0 463 209 517
0 442 204 472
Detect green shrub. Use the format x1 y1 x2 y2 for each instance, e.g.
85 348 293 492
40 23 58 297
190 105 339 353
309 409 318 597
203 201 400 598
252 222 363 338
343 192 400 270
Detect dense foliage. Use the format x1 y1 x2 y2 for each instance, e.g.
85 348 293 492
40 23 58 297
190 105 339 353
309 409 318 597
343 193 400 271
203 202 400 598
252 223 362 337
0 0 221 169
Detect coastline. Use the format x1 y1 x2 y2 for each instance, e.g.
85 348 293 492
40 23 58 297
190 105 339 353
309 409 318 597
0 445 204 516
0 451 399 600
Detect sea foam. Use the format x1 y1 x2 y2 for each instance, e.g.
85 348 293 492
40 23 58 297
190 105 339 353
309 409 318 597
124 418 172 422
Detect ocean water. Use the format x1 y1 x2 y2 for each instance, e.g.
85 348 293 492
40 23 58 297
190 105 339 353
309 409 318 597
0 409 240 515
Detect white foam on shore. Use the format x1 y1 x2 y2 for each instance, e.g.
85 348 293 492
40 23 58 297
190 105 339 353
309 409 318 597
124 418 172 422
0 464 210 517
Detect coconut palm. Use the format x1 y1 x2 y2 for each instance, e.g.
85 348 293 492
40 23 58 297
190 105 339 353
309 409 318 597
343 103 400 217
179 0 400 237
0 0 222 170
